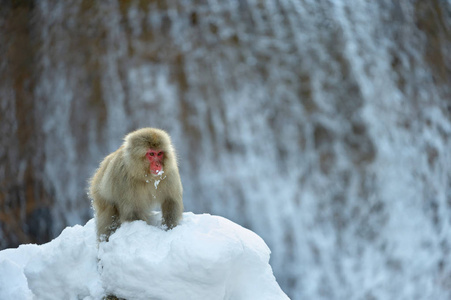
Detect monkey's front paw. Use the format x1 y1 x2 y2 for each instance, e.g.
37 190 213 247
162 219 177 230
103 295 125 300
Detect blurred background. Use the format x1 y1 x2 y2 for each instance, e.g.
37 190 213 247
1 0 451 299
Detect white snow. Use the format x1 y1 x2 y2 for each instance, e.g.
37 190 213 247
154 179 161 189
153 171 166 189
0 213 288 300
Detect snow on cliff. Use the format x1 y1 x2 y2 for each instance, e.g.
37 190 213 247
0 212 288 300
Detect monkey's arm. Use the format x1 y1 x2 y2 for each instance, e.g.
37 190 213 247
93 195 120 242
160 171 183 229
161 197 183 229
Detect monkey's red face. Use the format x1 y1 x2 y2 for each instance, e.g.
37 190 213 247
146 149 164 175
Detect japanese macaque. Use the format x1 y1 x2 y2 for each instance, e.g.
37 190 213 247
89 128 183 242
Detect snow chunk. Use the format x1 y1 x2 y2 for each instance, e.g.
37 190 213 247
0 260 33 300
153 170 166 189
0 213 288 300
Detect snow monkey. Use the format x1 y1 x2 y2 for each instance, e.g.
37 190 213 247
89 128 183 242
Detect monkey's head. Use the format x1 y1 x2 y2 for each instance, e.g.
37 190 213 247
123 128 175 176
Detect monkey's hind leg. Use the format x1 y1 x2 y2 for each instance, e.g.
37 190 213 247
94 197 120 242
161 198 183 230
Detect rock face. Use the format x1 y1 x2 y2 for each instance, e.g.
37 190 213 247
1 1 450 299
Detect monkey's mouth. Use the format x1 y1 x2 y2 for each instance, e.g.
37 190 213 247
150 161 163 175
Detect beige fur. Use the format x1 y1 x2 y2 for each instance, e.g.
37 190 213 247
89 128 183 241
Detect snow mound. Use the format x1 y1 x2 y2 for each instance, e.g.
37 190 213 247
0 213 289 300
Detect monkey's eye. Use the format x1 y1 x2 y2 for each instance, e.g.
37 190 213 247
158 152 163 156
149 152 155 156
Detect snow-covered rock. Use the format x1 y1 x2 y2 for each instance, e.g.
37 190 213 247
0 213 288 300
